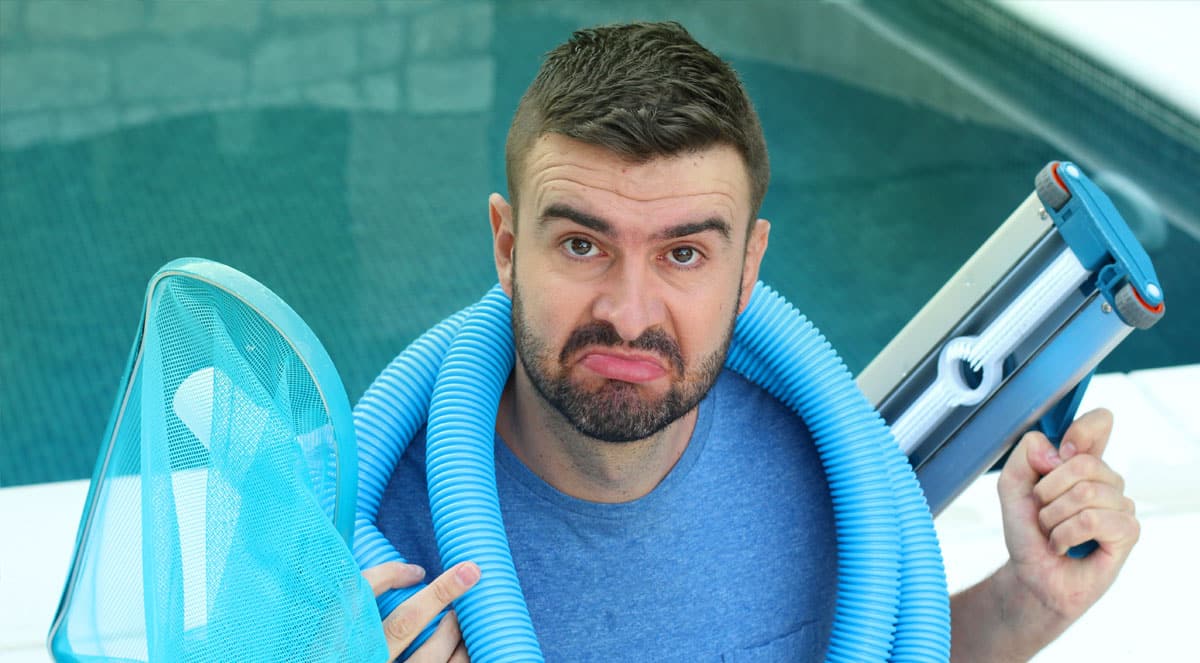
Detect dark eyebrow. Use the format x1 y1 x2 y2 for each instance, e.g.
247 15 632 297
540 204 613 235
541 204 733 244
654 218 732 243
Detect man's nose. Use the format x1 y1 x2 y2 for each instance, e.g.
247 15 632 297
591 258 667 342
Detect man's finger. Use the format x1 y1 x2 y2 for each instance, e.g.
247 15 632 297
1037 480 1133 534
1059 408 1114 461
449 642 471 663
1047 507 1140 556
1033 454 1125 507
406 611 464 663
998 431 1060 499
383 562 481 659
363 562 426 597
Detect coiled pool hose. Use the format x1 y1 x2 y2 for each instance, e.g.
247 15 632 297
353 283 950 661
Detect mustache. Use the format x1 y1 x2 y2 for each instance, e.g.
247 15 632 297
559 321 685 375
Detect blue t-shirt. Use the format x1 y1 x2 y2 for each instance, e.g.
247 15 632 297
377 370 837 661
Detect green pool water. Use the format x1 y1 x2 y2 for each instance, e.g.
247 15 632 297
2 0 1196 486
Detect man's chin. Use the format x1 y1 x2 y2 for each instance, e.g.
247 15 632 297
568 417 669 445
559 384 679 443
574 378 673 409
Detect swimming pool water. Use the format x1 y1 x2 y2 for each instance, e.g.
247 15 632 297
1 0 1196 486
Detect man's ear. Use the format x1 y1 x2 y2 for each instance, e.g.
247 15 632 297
738 218 770 314
490 193 516 297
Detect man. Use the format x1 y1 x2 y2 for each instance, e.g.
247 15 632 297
362 22 1140 662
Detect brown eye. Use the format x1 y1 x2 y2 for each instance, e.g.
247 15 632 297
668 246 699 266
564 238 597 257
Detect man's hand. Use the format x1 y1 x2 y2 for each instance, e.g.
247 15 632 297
363 561 481 662
951 408 1140 662
997 408 1139 621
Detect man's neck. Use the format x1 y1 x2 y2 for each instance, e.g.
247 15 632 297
495 367 698 504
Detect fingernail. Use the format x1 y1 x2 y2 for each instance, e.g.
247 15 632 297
456 563 480 586
1046 447 1062 468
405 564 426 579
1061 441 1077 460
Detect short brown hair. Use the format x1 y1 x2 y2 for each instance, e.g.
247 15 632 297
505 22 770 229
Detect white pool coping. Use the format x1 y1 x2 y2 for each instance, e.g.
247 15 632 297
2 365 1196 661
994 0 1200 121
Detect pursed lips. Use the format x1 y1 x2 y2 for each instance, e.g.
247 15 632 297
578 349 669 383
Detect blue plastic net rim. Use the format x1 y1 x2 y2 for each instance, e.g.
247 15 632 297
49 257 358 654
150 258 358 542
49 257 386 661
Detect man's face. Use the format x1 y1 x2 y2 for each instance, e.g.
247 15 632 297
491 134 769 442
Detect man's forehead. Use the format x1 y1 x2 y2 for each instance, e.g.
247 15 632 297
521 134 753 221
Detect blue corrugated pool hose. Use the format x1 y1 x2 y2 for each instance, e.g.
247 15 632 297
353 283 950 662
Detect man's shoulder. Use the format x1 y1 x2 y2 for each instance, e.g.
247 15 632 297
711 368 807 431
711 368 775 405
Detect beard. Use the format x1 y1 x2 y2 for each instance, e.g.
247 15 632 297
511 280 736 443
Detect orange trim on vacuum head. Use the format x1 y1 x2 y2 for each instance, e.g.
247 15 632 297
1132 286 1165 314
1051 161 1069 196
